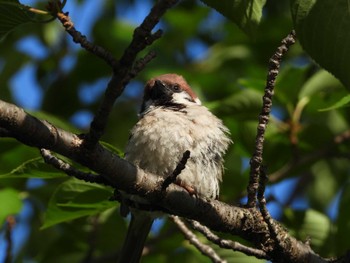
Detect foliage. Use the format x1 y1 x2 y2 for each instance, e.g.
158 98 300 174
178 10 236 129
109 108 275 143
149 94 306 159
0 0 350 262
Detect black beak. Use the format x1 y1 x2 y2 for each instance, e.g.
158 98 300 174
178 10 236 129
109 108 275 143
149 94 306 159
150 80 171 100
155 79 165 89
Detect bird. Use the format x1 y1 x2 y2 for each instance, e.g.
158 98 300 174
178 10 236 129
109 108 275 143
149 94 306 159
118 73 231 263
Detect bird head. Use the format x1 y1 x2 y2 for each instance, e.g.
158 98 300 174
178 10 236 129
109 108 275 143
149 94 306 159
140 74 201 114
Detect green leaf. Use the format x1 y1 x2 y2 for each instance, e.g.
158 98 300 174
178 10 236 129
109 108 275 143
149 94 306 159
283 208 331 250
100 141 123 156
0 139 40 174
308 160 338 210
208 88 263 120
0 0 34 40
42 179 115 229
298 70 342 100
200 0 267 37
319 94 350 111
0 188 23 225
274 65 309 105
297 70 347 113
291 0 350 89
0 157 67 179
302 210 331 248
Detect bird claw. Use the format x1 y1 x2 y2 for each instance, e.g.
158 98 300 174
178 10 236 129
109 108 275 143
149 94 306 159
176 180 197 196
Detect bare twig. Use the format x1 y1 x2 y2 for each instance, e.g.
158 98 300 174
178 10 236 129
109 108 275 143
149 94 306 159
40 148 112 186
54 10 117 68
246 30 297 208
87 0 179 146
162 150 191 191
171 216 226 263
188 219 268 260
126 51 157 82
5 216 15 263
257 166 282 252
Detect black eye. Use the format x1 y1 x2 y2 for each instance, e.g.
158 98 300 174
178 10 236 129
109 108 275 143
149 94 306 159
172 85 180 92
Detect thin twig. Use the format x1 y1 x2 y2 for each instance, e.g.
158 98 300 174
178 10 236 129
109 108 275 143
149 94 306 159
40 148 112 186
171 216 226 263
5 216 15 263
87 0 179 146
188 219 268 260
257 166 281 251
162 150 191 191
126 51 157 82
246 30 297 208
54 10 117 68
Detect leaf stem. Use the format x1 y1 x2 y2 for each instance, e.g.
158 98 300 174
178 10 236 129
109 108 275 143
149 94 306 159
28 7 49 15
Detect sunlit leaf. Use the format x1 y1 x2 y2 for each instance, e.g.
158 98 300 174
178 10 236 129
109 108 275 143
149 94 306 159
291 0 350 89
298 70 347 113
319 94 350 111
283 208 331 250
42 179 115 229
200 0 267 37
0 157 66 179
298 70 342 99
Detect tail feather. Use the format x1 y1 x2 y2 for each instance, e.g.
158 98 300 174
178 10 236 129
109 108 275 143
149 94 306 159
118 214 154 263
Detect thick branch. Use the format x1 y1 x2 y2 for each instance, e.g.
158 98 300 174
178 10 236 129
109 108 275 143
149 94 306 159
0 99 330 263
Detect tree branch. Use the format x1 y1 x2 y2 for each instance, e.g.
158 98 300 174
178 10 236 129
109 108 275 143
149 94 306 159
171 216 226 263
0 98 331 263
0 127 11 137
246 30 297 208
257 166 283 255
40 148 112 186
5 216 15 263
188 219 268 259
53 8 117 68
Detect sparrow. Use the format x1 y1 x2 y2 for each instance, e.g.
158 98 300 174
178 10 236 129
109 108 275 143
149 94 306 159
118 73 231 263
